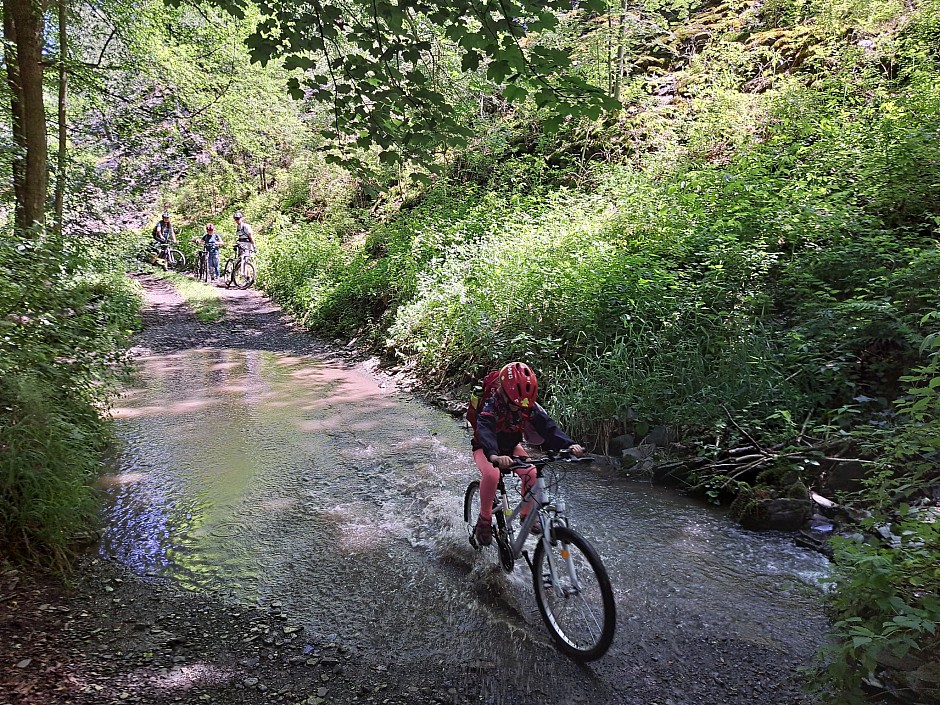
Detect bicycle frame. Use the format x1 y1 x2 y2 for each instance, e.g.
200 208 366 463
228 247 247 274
497 466 579 598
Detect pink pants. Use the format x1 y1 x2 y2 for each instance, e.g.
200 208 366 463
474 446 536 524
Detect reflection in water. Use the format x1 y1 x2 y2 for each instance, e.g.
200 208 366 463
104 445 205 575
102 347 830 699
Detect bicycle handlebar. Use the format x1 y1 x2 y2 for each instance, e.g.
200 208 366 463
494 449 593 470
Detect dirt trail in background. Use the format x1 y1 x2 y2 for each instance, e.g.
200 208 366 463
135 273 334 357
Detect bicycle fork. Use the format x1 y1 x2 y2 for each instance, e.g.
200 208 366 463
529 488 584 598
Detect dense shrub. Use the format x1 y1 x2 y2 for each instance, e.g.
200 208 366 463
816 316 940 702
0 233 141 568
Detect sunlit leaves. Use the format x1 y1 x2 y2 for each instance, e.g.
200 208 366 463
202 0 616 172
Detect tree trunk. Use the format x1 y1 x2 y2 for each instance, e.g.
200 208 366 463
3 0 49 231
613 0 628 103
54 0 68 236
606 4 613 95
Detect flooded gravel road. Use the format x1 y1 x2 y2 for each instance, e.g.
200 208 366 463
98 275 831 705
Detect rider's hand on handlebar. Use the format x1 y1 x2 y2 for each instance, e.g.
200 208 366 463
568 444 585 457
489 454 515 470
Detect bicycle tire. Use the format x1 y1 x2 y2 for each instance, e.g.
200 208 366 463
464 481 514 571
197 254 207 282
166 249 186 271
221 259 234 288
233 261 255 289
494 516 514 572
463 481 481 527
532 525 616 662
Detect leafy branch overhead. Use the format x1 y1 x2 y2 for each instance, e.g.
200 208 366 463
193 0 619 169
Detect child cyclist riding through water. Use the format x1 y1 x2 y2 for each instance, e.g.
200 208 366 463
471 362 584 546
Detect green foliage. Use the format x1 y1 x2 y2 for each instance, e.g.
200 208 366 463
812 314 940 702
0 232 141 568
67 0 307 218
200 0 618 170
893 315 940 467
256 217 350 320
819 517 940 703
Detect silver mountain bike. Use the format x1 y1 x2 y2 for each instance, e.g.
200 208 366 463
463 450 616 661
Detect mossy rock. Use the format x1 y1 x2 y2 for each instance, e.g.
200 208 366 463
633 55 667 70
784 480 810 500
744 27 797 49
738 498 813 531
729 491 761 521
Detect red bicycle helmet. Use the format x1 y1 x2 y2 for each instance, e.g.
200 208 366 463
499 362 538 410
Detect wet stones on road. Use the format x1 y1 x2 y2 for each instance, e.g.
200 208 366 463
0 558 476 705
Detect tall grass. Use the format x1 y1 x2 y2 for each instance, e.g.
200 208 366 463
156 271 226 323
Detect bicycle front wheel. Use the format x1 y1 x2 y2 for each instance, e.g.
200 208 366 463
532 525 615 662
463 480 481 528
166 249 186 270
233 261 255 289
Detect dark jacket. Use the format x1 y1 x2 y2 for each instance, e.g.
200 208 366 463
472 387 574 458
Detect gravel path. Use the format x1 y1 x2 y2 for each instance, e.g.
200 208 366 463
134 274 336 357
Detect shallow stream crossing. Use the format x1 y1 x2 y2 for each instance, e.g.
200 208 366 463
98 280 831 704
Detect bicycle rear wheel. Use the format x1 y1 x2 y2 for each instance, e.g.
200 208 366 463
532 525 615 662
233 260 255 289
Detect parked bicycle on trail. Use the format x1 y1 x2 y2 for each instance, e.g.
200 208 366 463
464 362 616 661
221 243 255 289
222 211 256 289
193 245 209 283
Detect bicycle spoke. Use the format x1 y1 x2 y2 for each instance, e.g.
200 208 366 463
532 526 615 661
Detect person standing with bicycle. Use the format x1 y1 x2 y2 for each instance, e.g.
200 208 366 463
469 362 584 547
198 223 223 281
152 212 177 246
232 211 256 260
